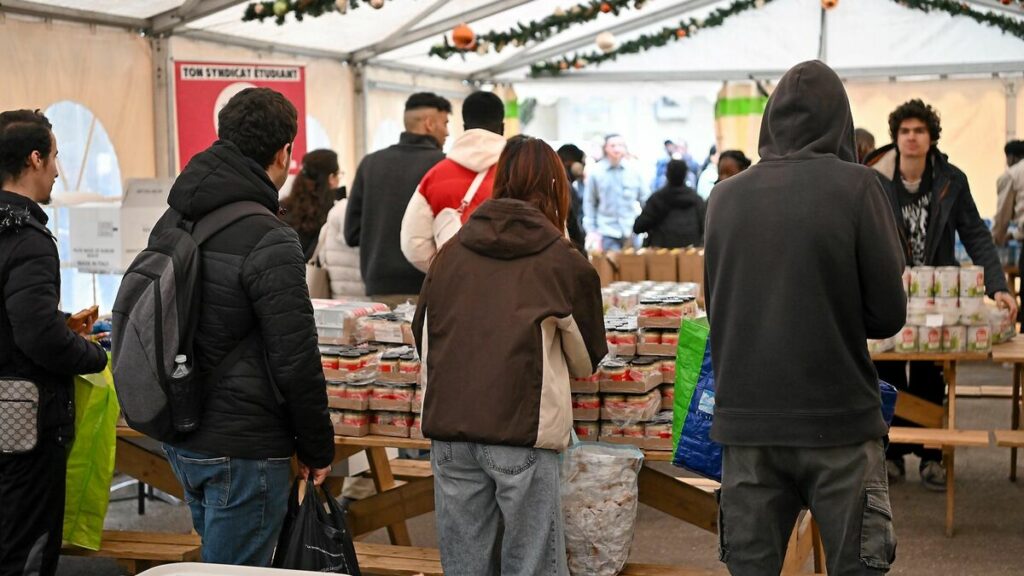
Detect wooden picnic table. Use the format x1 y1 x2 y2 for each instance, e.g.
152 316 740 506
114 428 824 574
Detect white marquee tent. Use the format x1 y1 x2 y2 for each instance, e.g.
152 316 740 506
1 0 1022 310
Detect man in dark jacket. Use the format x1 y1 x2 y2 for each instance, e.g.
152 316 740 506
705 61 906 575
633 159 705 248
0 109 108 576
866 99 1016 491
157 88 334 566
345 92 449 306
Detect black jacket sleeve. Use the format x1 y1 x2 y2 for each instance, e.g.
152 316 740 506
954 173 1009 296
857 177 908 339
633 191 665 234
5 231 107 375
343 162 366 248
243 226 334 469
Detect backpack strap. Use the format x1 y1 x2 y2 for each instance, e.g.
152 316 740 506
191 201 275 245
458 170 489 215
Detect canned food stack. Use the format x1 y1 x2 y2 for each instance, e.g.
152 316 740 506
869 265 1006 354
571 356 676 450
602 281 700 314
313 299 390 345
325 344 423 439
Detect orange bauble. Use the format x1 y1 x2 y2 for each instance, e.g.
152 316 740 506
452 23 475 50
600 2 612 13
821 0 838 8
676 28 687 38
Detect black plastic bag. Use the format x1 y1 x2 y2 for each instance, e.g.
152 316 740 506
272 476 362 574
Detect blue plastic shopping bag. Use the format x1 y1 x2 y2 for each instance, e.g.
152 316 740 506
671 318 721 481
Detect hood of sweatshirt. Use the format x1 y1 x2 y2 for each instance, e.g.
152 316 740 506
167 139 281 220
446 129 507 172
459 198 563 260
758 60 856 163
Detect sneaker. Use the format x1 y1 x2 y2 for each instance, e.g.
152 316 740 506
886 457 906 484
920 460 947 492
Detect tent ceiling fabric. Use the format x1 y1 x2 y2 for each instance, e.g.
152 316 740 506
4 0 1022 80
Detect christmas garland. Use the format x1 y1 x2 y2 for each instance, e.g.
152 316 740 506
242 0 387 25
893 0 1024 41
530 0 773 76
530 0 1024 77
429 0 650 60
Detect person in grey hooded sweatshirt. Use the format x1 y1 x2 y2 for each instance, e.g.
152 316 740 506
705 60 907 575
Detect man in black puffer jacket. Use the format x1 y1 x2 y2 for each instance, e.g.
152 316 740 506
157 88 334 567
0 109 108 576
633 159 705 248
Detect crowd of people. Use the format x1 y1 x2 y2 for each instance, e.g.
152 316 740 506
2 57 1024 576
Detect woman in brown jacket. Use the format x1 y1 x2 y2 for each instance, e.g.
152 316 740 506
413 136 607 576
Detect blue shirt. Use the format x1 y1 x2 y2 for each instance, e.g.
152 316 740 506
584 160 648 239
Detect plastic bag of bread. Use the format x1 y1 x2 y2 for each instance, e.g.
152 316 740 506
561 431 644 576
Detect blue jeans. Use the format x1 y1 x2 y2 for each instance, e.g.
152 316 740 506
431 441 568 576
163 445 292 566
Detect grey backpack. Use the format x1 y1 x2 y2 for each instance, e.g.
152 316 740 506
111 201 271 443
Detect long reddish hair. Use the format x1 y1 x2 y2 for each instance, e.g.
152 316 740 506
492 135 570 232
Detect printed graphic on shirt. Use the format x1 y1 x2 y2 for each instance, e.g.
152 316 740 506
902 193 930 266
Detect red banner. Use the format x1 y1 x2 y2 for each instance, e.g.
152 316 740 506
174 61 306 174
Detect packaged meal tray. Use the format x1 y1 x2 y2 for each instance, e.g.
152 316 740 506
370 411 414 438
320 344 379 383
326 381 371 411
369 384 414 412
356 312 415 345
601 389 661 425
330 409 369 437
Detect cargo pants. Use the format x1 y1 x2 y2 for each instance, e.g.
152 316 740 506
719 438 896 575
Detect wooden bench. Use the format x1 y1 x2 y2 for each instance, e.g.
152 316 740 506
61 531 201 575
353 542 725 575
888 427 992 448
994 429 1024 448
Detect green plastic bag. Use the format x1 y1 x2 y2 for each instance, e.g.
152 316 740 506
63 361 119 550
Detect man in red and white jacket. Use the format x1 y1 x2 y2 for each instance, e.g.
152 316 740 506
401 91 507 272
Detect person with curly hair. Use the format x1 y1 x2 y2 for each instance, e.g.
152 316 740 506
866 98 1016 492
282 149 341 261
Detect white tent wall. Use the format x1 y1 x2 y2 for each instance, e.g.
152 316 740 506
169 35 359 185
363 65 471 154
846 77 1014 220
0 16 157 186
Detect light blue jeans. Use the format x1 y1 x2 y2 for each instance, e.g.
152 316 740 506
163 445 292 566
431 441 568 576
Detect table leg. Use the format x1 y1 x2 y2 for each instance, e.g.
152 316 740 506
1012 364 1021 482
945 447 955 538
366 446 412 546
944 361 956 537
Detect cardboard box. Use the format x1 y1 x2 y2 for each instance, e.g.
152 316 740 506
333 422 369 437
598 435 645 449
590 252 617 287
369 398 412 412
637 317 682 330
644 436 674 451
370 424 411 438
644 249 678 282
68 179 173 273
607 343 637 357
600 371 662 394
636 342 678 357
327 395 369 411
612 250 646 282
410 425 424 440
572 407 600 421
677 249 705 298
570 378 600 394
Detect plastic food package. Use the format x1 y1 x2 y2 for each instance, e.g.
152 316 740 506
330 409 369 437
369 384 413 412
321 345 379 384
895 326 918 353
867 338 894 354
942 325 966 352
356 312 415 345
960 298 987 326
313 300 389 345
919 325 942 352
959 266 985 298
989 306 1016 344
601 390 661 424
370 411 413 437
326 382 371 411
968 325 991 352
561 435 644 576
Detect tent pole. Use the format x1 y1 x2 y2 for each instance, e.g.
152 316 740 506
1007 80 1019 142
818 6 827 63
354 64 368 159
